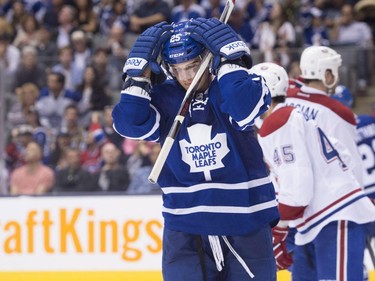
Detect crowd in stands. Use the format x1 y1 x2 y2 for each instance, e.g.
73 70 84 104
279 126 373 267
0 0 374 195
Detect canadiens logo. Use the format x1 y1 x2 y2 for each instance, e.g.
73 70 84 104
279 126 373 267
179 124 229 181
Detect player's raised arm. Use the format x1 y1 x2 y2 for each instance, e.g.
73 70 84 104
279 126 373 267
112 22 172 141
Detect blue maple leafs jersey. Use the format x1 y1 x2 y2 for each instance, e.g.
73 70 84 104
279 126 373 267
356 114 375 198
112 67 279 235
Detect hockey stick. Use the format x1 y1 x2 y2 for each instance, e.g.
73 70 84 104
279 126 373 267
366 235 375 269
148 0 236 184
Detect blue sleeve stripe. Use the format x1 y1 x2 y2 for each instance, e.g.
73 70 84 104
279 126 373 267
364 185 375 194
161 176 271 194
236 77 269 127
162 199 277 215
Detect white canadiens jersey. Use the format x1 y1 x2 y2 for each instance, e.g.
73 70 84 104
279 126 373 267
286 86 364 187
258 105 375 245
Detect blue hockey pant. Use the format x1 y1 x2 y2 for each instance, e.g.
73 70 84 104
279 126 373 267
162 226 276 281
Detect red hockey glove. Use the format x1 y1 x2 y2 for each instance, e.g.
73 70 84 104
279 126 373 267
273 241 293 270
272 226 289 245
272 225 293 270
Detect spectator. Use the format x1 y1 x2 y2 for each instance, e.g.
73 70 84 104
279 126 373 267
354 0 375 40
12 45 47 90
331 3 373 94
70 30 92 77
128 0 170 34
96 0 129 36
253 2 296 68
81 122 106 174
55 5 78 49
74 0 98 35
5 124 35 173
7 82 40 131
52 46 83 91
102 105 125 150
95 142 130 192
25 0 46 22
35 71 81 132
10 141 55 195
246 0 272 35
59 104 86 149
106 22 129 71
171 0 206 23
125 140 152 179
49 131 72 170
13 14 40 49
42 0 65 30
301 7 330 46
91 47 122 94
331 4 373 47
76 65 111 127
0 17 21 93
5 0 28 31
110 0 130 31
54 147 97 192
35 26 59 68
202 0 224 19
127 142 162 194
24 109 52 165
228 7 254 47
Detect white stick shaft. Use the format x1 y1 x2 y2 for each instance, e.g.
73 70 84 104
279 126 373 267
148 136 175 184
148 0 235 184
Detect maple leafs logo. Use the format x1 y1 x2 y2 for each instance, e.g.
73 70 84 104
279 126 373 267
179 124 230 181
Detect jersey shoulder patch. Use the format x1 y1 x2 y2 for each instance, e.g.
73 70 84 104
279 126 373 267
258 106 295 137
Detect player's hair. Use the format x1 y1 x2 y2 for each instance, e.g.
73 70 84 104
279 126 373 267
272 96 286 104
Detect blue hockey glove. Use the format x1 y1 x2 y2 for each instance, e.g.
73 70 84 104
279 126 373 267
186 18 252 73
122 21 173 83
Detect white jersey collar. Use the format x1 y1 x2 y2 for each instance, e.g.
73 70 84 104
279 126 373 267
300 85 329 96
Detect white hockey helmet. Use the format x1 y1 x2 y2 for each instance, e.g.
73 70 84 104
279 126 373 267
299 46 342 88
251 62 289 98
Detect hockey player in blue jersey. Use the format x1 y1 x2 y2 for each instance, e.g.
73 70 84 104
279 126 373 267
331 85 375 199
112 18 279 280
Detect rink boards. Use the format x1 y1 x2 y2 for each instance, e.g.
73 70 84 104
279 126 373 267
1 271 375 281
0 195 373 281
